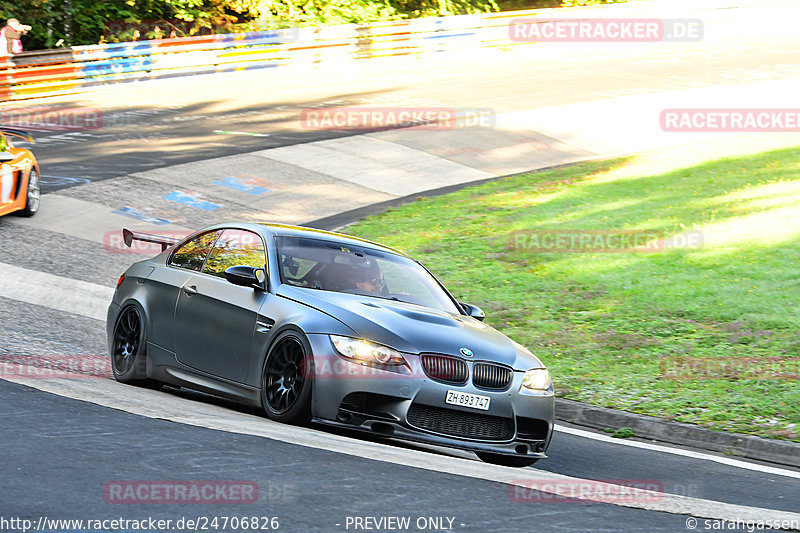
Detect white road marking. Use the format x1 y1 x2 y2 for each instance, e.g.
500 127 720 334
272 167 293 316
555 424 800 480
213 130 270 137
3 375 798 526
0 262 113 321
255 136 492 196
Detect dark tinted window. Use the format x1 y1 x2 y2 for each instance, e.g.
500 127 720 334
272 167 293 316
202 229 267 279
169 230 222 271
276 236 460 313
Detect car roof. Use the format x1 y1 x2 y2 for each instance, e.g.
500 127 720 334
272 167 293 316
213 222 412 259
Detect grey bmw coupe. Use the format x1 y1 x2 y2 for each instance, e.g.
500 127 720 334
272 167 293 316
108 222 554 466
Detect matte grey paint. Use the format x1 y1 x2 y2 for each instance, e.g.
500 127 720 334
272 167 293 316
108 222 555 458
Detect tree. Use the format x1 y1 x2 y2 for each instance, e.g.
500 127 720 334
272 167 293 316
0 0 512 50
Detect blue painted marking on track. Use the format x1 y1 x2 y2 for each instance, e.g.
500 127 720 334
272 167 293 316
164 191 222 211
213 177 270 195
112 206 172 225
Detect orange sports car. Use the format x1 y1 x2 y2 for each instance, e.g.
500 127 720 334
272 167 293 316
0 128 40 218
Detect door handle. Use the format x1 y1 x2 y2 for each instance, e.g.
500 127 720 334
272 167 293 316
183 285 198 296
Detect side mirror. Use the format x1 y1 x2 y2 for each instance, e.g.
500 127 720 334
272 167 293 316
224 265 267 290
0 152 15 162
460 302 485 321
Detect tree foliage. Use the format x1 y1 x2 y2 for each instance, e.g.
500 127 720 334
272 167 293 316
0 0 619 50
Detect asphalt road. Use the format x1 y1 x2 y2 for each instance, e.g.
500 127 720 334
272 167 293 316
2 378 695 533
8 0 800 193
1 1 800 531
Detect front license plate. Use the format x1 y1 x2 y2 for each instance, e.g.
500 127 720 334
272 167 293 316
445 390 490 411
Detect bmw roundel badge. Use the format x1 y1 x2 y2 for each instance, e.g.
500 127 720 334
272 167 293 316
460 347 474 357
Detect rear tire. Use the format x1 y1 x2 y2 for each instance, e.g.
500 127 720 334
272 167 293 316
110 304 159 387
16 169 39 217
476 452 539 468
261 331 312 424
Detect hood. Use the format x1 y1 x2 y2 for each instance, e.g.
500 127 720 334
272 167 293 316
277 285 544 370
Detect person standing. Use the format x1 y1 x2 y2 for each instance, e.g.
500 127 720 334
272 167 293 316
1 18 31 56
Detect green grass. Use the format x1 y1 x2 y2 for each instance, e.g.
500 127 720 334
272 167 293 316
612 428 635 439
345 140 800 442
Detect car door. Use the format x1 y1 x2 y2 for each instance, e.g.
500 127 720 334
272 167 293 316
0 161 15 214
0 153 27 216
174 228 268 383
147 229 222 351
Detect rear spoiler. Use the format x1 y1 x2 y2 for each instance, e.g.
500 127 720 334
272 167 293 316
122 228 179 252
0 127 34 143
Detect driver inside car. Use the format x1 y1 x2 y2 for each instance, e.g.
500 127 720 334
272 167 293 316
351 261 384 296
355 274 381 295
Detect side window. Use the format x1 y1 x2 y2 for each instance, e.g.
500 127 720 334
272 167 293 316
202 229 267 279
169 230 222 271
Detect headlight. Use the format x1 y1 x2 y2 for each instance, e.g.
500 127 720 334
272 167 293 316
330 335 407 367
521 368 551 391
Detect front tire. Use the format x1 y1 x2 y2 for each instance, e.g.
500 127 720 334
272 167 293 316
476 452 539 468
111 305 157 387
261 331 312 424
16 169 40 217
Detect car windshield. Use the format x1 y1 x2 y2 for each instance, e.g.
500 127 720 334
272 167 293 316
276 236 461 314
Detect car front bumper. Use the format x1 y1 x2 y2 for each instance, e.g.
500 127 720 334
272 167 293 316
307 334 555 459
